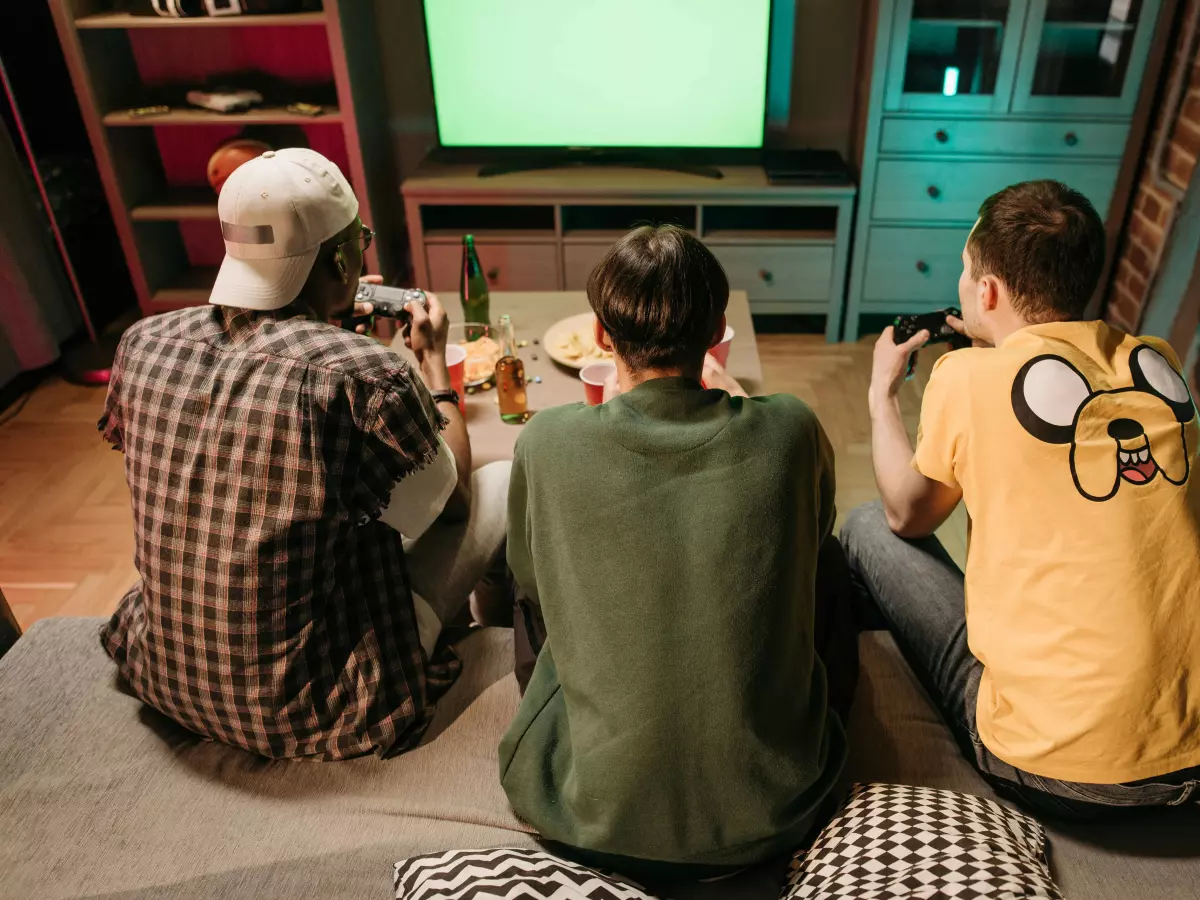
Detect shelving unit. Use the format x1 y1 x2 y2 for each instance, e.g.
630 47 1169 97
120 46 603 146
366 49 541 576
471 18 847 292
48 0 400 317
402 165 857 340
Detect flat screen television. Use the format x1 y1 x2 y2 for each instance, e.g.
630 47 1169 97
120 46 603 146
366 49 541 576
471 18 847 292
422 0 777 176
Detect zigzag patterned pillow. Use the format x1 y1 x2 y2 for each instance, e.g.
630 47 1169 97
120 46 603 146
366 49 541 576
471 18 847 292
393 847 654 899
783 783 1063 899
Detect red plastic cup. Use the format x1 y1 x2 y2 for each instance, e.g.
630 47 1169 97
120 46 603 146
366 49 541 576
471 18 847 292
580 362 616 407
444 344 467 415
711 325 735 367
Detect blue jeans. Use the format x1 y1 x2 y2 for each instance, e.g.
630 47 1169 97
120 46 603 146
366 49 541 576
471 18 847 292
840 501 1200 821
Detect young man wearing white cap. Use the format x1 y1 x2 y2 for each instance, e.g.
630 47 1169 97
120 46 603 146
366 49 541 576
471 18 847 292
98 148 508 759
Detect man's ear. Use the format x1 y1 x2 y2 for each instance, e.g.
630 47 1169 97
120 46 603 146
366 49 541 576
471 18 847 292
593 316 614 352
979 275 1001 313
709 313 728 349
333 247 349 283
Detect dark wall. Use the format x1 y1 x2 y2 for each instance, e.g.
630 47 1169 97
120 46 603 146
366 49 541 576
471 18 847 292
374 0 869 181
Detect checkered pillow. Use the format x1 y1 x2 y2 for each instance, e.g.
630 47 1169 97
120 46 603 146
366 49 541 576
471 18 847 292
393 848 654 899
782 783 1062 899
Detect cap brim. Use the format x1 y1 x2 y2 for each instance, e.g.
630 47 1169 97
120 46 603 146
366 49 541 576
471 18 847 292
208 247 320 311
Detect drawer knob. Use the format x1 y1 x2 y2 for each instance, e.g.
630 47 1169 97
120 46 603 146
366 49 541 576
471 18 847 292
916 260 930 274
1064 131 1079 147
927 185 941 199
486 267 500 282
935 129 949 144
758 269 774 284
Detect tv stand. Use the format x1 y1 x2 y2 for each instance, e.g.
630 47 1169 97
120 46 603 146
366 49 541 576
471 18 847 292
477 151 723 180
401 162 857 341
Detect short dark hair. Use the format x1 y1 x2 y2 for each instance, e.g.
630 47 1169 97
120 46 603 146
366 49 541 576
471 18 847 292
968 180 1106 322
586 225 729 371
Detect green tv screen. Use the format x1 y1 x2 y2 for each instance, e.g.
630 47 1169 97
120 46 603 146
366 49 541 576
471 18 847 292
424 0 772 149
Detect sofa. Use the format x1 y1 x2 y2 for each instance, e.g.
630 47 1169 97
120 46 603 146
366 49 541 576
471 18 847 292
2 618 1198 899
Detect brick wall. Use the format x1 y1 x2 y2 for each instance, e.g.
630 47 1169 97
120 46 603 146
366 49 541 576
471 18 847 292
1107 0 1200 331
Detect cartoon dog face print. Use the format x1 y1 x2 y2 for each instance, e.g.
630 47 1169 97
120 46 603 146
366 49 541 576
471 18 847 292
1011 344 1198 502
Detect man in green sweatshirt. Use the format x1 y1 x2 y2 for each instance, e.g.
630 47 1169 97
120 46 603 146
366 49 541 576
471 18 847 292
499 225 850 880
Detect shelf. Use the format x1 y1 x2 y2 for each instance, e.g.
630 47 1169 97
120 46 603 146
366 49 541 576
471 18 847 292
562 229 698 244
911 18 1004 28
703 229 836 246
151 267 218 309
424 229 556 244
104 105 341 126
76 11 326 29
131 188 218 221
1040 21 1136 31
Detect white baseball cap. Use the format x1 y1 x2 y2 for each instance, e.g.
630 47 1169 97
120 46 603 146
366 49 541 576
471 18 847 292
209 147 359 311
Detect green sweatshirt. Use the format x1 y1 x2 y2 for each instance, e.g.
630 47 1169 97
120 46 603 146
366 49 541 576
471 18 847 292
499 377 846 872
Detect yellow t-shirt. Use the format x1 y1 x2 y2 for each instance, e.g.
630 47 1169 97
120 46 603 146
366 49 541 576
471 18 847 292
913 321 1200 783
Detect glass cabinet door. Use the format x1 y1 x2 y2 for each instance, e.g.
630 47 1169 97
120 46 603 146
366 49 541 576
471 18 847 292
1011 0 1162 114
885 0 1028 112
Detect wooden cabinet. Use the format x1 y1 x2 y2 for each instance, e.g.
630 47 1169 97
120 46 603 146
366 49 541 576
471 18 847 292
426 242 560 294
403 167 857 340
844 0 1165 340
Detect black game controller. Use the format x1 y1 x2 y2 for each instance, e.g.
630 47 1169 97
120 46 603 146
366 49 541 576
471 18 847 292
345 284 428 333
893 307 971 379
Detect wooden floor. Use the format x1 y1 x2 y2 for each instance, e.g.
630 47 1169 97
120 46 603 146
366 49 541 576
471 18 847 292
1 332 964 631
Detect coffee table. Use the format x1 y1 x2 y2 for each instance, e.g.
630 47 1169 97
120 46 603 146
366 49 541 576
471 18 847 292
391 290 762 467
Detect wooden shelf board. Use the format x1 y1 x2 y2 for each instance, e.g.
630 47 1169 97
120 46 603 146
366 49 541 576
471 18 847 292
151 267 219 308
562 229 697 244
702 229 837 246
131 188 218 221
104 105 341 127
423 229 557 244
912 18 1004 28
76 11 326 29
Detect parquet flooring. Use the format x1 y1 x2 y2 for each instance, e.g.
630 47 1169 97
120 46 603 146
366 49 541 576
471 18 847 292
0 332 965 631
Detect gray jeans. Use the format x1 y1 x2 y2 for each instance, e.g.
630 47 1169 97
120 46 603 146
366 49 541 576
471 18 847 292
840 501 1200 821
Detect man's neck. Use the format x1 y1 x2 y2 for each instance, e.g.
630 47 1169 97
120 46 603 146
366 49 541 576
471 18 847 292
989 313 1078 347
616 360 702 393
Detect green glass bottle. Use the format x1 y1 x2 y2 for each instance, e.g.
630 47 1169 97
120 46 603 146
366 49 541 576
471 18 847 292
460 234 490 326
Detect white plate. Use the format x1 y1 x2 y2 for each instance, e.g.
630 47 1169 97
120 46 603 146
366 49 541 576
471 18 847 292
542 312 613 370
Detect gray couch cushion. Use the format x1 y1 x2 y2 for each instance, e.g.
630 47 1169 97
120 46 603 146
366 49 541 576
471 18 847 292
1 620 1197 900
844 632 1200 899
0 618 537 900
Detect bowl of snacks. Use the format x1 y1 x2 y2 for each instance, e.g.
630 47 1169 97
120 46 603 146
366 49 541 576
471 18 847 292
449 322 504 388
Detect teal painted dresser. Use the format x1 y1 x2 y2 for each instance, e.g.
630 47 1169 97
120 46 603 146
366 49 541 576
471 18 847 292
844 0 1163 341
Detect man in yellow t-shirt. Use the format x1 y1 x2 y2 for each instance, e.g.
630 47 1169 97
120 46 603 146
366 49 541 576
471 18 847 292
842 180 1200 819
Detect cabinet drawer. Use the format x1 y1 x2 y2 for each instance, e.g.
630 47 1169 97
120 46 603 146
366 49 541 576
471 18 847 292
426 242 560 294
709 245 833 302
863 227 970 305
872 160 1119 222
563 243 609 291
879 118 1130 158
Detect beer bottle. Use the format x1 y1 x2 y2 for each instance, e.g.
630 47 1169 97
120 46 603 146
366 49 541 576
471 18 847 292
495 314 528 424
460 235 490 325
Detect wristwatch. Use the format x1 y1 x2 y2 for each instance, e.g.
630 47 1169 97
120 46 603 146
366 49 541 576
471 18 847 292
430 389 460 409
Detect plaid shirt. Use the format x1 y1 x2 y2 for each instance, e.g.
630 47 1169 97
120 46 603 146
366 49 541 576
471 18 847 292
99 306 457 760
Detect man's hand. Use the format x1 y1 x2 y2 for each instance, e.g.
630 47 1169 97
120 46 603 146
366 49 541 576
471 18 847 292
869 326 928 415
946 313 992 348
351 275 381 334
405 291 450 387
702 354 749 398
